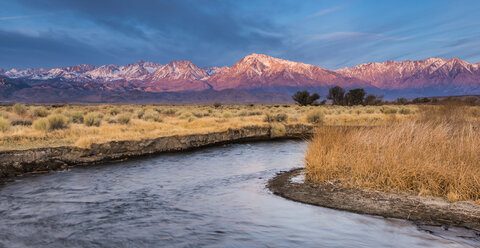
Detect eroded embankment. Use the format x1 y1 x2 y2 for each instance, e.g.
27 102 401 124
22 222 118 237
0 124 313 179
268 168 480 231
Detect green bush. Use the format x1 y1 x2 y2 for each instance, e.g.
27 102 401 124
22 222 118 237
0 117 11 132
71 111 84 123
32 107 49 117
84 112 102 127
306 110 325 124
13 104 27 115
117 114 131 124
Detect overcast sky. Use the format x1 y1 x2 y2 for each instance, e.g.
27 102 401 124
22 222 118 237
1 0 479 69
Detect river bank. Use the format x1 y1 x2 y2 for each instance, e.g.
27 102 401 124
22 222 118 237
268 168 480 232
0 124 313 179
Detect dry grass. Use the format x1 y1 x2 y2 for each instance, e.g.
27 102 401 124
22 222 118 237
305 103 480 203
0 104 418 150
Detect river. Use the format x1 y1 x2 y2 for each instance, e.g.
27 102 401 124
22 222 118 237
0 140 476 247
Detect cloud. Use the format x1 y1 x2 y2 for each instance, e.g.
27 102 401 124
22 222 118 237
309 32 413 42
0 13 50 21
307 5 345 18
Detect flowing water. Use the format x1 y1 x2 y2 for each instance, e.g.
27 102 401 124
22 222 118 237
0 140 478 247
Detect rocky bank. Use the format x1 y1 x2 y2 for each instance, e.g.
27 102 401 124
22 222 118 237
0 124 313 179
268 168 480 231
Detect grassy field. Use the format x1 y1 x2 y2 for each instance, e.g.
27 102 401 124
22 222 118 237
305 103 480 203
0 103 417 150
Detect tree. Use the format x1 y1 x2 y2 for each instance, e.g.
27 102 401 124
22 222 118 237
396 97 408 105
345 88 366 106
292 90 320 106
364 94 376 105
327 86 345 105
465 97 478 105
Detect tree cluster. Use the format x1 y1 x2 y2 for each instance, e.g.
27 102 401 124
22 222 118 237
326 86 383 106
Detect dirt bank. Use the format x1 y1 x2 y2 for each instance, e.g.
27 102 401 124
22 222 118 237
268 168 480 231
0 124 313 179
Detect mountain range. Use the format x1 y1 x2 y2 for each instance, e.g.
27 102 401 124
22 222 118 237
1 53 479 103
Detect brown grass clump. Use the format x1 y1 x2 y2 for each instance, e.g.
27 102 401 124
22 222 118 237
84 112 103 127
306 110 325 124
305 103 480 203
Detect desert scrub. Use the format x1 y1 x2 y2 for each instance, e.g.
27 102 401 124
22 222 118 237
84 112 103 127
398 107 412 115
12 103 27 115
33 118 49 131
142 109 162 122
116 114 131 124
47 114 69 130
32 114 68 131
0 117 11 132
306 110 325 124
305 104 480 203
164 109 176 115
380 106 398 114
71 111 84 123
109 107 120 116
32 107 49 117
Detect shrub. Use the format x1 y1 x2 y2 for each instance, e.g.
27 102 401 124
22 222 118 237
223 112 232 118
398 108 412 115
136 109 145 119
11 120 32 126
164 109 176 115
306 110 325 124
142 110 162 122
275 113 288 122
117 114 131 124
213 102 222 108
107 117 117 124
0 117 11 132
13 103 27 115
32 107 49 117
238 110 248 116
192 112 205 118
381 106 398 114
71 111 84 123
178 112 192 120
263 113 274 122
47 114 68 130
84 112 102 127
33 118 49 131
109 107 120 116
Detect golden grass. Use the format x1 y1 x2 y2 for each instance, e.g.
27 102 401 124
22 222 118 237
0 104 418 150
305 104 480 203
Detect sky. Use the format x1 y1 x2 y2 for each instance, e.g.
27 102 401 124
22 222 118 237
1 0 480 70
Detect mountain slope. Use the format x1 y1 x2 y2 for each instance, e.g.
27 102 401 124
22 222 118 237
1 54 480 102
208 54 370 90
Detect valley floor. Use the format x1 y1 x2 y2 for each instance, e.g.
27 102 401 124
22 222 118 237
0 103 417 151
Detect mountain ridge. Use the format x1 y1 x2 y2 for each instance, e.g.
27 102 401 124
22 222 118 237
1 54 480 102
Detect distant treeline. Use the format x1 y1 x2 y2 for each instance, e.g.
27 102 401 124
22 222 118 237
292 86 480 106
